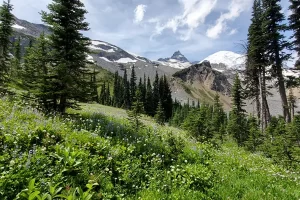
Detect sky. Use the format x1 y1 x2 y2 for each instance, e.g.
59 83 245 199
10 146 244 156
10 0 294 63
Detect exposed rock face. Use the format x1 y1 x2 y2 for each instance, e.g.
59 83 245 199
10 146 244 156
173 61 231 95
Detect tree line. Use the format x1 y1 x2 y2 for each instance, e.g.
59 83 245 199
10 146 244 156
98 68 173 123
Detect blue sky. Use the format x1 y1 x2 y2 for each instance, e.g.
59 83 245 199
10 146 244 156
11 0 293 63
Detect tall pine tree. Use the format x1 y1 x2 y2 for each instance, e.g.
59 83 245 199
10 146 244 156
0 0 14 91
289 0 300 68
262 0 291 122
41 0 91 113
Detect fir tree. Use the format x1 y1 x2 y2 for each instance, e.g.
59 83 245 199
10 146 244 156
123 69 130 109
228 74 248 146
152 71 160 113
155 100 165 125
245 115 262 152
22 32 54 111
288 88 297 120
212 93 226 140
262 0 291 122
0 0 14 90
162 75 173 120
127 89 144 130
12 37 21 77
289 0 300 63
246 0 271 129
41 0 91 113
145 77 153 116
130 65 137 104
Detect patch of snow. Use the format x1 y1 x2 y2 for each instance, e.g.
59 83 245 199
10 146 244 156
201 51 246 70
86 55 94 62
89 45 115 53
214 68 225 73
115 58 137 63
283 69 300 78
91 40 118 50
12 24 26 30
158 60 191 69
99 57 112 62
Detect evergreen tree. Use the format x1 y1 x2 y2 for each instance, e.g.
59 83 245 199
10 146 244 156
212 93 226 141
228 74 248 146
162 75 173 120
289 0 300 65
145 77 153 116
123 69 130 109
90 66 99 103
262 0 291 122
22 32 54 111
41 0 91 113
106 83 110 105
100 82 106 105
152 71 160 113
288 88 297 120
155 100 165 125
245 115 262 152
246 0 270 129
130 65 137 104
0 0 14 90
12 37 21 77
127 89 144 130
113 71 119 106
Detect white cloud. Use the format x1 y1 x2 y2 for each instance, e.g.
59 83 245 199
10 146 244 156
151 0 217 40
206 0 251 39
134 4 147 24
229 29 237 35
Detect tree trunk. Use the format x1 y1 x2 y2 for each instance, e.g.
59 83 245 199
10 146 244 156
59 95 67 114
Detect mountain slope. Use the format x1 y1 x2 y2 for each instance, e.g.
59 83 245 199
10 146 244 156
200 51 246 71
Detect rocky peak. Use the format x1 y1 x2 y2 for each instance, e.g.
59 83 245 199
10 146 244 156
173 62 231 95
158 50 189 63
171 51 189 62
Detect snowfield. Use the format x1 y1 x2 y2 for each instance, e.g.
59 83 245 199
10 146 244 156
12 24 26 30
201 51 246 70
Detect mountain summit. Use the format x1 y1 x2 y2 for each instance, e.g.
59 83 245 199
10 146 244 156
171 51 189 63
157 51 191 69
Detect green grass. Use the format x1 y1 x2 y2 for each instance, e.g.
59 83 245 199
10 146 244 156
0 98 300 199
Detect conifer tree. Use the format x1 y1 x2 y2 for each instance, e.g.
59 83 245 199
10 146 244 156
246 0 271 129
100 82 106 105
155 100 165 125
288 88 297 120
153 71 160 112
113 71 119 106
145 77 153 116
23 32 54 111
123 69 130 109
212 93 226 137
262 0 291 122
289 0 300 67
0 0 14 90
41 0 91 113
127 89 144 130
228 74 248 146
12 37 21 77
90 66 99 103
130 65 137 104
245 115 262 152
162 75 173 120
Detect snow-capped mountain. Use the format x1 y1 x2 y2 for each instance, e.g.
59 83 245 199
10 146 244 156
200 51 246 71
157 51 192 69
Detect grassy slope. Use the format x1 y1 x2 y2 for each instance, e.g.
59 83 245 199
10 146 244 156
0 99 300 199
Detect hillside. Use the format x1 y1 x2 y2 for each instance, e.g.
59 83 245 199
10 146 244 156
1 98 300 199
